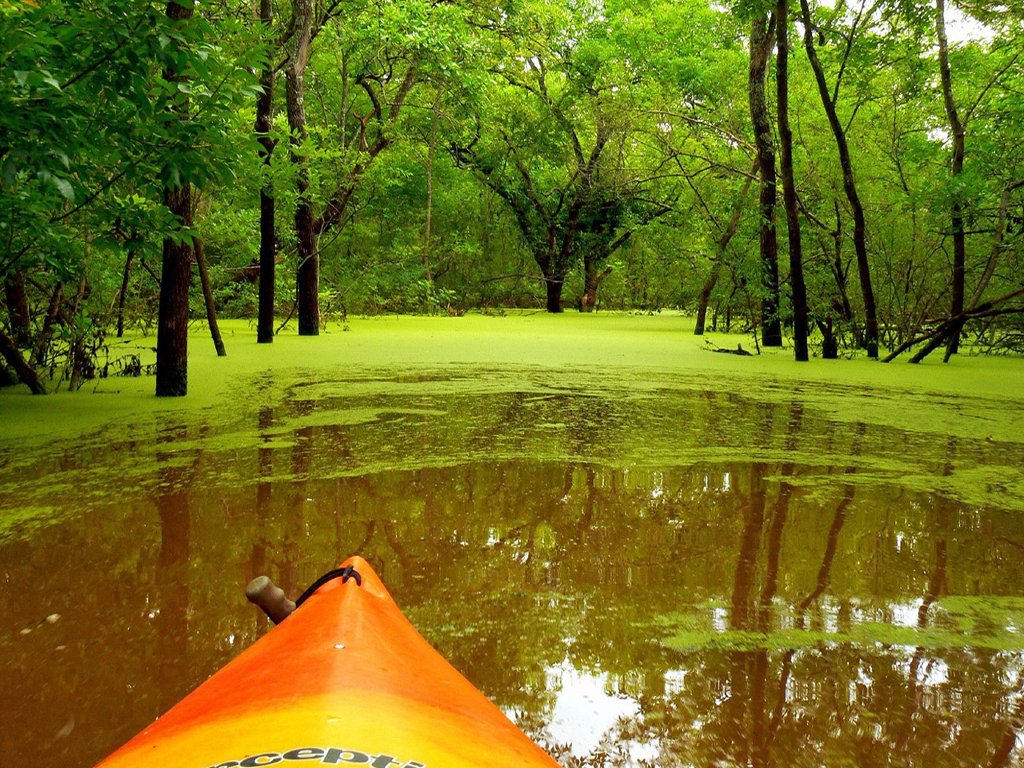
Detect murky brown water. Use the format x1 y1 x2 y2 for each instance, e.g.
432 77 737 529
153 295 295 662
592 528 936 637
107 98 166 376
3 373 1024 767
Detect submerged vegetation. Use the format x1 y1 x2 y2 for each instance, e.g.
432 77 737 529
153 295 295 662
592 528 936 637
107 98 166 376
2 0 1024 396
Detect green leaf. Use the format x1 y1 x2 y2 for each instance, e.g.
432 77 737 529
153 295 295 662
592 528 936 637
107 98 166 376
41 72 62 91
53 176 74 202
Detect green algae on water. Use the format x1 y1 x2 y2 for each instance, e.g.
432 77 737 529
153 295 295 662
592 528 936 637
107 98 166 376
2 313 1023 542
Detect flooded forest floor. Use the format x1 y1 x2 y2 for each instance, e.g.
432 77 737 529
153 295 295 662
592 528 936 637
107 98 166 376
2 312 1024 768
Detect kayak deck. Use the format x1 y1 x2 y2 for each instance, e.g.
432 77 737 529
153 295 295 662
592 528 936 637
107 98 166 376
96 556 560 768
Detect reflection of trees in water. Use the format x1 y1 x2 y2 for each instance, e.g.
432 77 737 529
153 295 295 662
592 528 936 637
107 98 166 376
250 406 275 583
548 432 1022 767
153 426 203 713
7 401 1024 768
251 449 1022 767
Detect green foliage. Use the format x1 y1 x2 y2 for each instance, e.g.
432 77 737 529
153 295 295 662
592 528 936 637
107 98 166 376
0 0 264 376
3 0 1024 383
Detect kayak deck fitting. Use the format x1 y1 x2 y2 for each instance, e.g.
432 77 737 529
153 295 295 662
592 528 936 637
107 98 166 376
96 556 561 768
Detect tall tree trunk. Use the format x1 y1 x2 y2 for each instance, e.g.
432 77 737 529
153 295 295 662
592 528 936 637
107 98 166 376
3 270 31 347
799 0 878 358
935 0 967 358
287 0 318 336
256 0 276 344
194 237 226 356
545 276 564 313
156 0 195 397
749 14 782 347
818 203 854 357
776 0 809 361
423 92 439 284
68 338 88 392
116 249 136 338
0 326 46 394
156 200 192 395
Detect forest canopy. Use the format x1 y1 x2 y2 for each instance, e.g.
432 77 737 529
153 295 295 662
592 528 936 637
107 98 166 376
2 0 1023 394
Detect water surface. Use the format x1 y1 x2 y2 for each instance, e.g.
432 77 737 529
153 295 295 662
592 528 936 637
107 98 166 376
2 368 1024 768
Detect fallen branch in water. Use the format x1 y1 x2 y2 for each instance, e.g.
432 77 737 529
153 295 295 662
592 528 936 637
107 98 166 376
703 338 753 356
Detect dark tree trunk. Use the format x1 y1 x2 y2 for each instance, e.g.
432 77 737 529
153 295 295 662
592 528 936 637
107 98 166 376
31 282 63 367
258 188 276 342
194 237 226 356
818 318 838 359
68 336 88 392
936 0 967 358
851 191 878 357
580 263 612 312
908 324 952 364
287 0 317 336
799 0 878 358
256 0 276 344
749 14 782 347
545 278 564 313
295 207 318 334
0 326 46 394
694 263 720 336
3 270 31 348
116 249 136 338
156 210 191 397
156 0 195 397
776 0 809 361
0 360 14 387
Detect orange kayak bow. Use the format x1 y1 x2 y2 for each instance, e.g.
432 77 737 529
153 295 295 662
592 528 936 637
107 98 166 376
96 556 560 768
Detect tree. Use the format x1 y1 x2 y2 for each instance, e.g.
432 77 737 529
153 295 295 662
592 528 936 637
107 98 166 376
455 0 734 312
156 0 197 397
748 11 783 346
285 0 317 336
1 1 261 394
798 0 880 358
255 0 277 344
777 0 809 360
934 0 967 357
